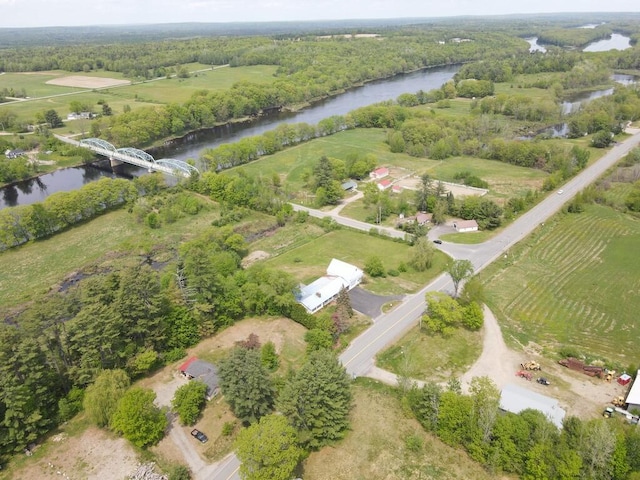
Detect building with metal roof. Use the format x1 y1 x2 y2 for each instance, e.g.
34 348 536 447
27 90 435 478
500 383 566 429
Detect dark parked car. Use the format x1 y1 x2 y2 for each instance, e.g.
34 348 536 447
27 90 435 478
433 239 443 244
537 377 550 386
191 429 208 443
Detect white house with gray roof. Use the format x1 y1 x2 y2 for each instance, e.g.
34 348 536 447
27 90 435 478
297 259 363 314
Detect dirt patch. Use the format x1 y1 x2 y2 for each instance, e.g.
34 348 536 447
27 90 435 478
241 250 270 268
192 317 306 357
46 76 130 88
460 306 626 419
396 176 487 197
12 426 138 480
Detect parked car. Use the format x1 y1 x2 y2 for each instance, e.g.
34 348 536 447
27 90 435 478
557 189 564 195
537 377 550 386
191 429 208 443
433 239 443 244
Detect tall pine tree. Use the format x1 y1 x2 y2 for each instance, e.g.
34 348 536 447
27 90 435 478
278 350 352 449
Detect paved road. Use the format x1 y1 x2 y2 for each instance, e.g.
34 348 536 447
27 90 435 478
207 129 640 479
339 130 640 375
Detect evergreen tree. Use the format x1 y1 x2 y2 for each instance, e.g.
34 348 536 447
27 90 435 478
278 350 352 449
218 348 274 424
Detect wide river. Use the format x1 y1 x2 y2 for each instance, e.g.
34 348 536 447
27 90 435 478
1 65 459 209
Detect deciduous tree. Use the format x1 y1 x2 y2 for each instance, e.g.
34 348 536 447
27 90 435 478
110 387 167 448
235 414 303 480
172 381 208 426
447 259 474 297
83 369 130 428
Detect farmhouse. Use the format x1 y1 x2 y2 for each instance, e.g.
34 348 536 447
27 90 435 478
625 371 640 411
453 219 479 232
377 179 392 191
500 383 566 429
179 357 220 400
369 167 389 179
297 258 363 313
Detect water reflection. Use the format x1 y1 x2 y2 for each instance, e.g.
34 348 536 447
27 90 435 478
526 37 547 53
583 34 631 52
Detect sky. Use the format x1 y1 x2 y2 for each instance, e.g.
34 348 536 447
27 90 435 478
0 0 638 28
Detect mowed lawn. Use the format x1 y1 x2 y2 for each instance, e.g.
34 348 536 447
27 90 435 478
235 128 548 197
480 204 640 362
264 229 449 295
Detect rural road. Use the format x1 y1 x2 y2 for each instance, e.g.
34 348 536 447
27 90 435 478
208 129 640 479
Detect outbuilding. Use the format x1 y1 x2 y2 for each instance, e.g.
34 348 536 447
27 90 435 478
618 373 632 386
500 383 566 429
625 371 640 411
453 219 479 232
377 179 392 190
179 357 220 400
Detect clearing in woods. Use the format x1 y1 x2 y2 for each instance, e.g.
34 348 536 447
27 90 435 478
480 203 640 363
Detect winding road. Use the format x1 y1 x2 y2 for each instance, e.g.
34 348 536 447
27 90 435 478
206 128 640 480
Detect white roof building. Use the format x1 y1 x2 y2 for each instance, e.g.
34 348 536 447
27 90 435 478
297 259 363 313
625 370 640 410
500 383 566 429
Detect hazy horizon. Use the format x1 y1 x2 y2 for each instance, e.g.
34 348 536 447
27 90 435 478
0 0 638 28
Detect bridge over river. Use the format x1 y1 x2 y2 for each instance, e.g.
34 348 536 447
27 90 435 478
55 135 199 178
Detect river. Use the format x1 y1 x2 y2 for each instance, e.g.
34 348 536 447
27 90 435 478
0 65 459 210
526 33 631 53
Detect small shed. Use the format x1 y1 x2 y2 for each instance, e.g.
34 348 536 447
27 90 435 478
179 357 220 400
618 373 632 386
341 179 357 191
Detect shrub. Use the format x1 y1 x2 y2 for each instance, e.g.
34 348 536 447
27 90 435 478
365 256 385 277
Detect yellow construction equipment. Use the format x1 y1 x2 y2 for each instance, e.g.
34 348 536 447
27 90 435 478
521 361 541 371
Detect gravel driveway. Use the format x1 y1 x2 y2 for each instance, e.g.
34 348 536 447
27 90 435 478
349 287 404 319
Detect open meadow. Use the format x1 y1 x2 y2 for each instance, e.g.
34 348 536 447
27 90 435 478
0 200 276 311
480 202 640 364
0 65 277 126
304 379 495 480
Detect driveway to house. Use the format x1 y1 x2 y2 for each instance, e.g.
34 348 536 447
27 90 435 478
348 287 404 319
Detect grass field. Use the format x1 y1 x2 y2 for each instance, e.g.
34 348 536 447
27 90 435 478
264 229 449 295
303 380 493 480
480 203 640 363
377 325 482 382
0 203 225 311
0 65 278 127
236 128 549 198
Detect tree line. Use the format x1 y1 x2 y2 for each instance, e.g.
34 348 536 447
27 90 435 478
405 376 639 479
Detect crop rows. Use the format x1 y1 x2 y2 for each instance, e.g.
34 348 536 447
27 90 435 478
484 205 640 361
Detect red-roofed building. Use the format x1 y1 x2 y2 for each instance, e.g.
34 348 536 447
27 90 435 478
179 357 220 400
392 185 403 194
370 167 389 179
377 179 392 190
